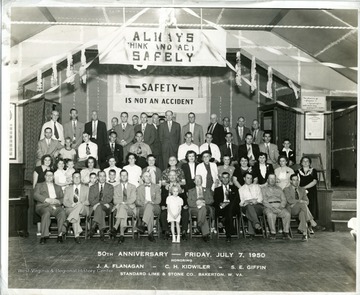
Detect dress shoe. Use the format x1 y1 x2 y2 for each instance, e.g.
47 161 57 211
63 220 71 231
302 235 308 242
109 227 117 238
74 237 81 244
181 231 188 240
164 231 171 240
202 234 210 242
118 235 125 244
100 229 106 241
40 237 46 245
57 235 64 243
309 228 315 235
283 233 292 240
88 227 96 238
269 234 276 240
148 233 155 242
137 225 146 234
226 236 231 243
248 234 255 241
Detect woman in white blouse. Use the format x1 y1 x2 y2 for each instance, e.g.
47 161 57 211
54 158 71 190
123 153 142 187
274 155 294 189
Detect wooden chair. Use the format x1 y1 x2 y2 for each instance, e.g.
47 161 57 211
216 215 240 239
302 153 328 189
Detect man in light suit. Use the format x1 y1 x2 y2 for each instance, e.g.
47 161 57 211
88 171 113 241
187 175 213 242
251 119 264 145
40 110 65 145
85 110 108 159
259 131 280 169
196 151 219 191
36 127 63 166
207 113 225 147
114 112 135 162
135 172 161 242
181 112 204 146
134 112 157 151
63 108 84 150
222 117 238 145
235 116 251 146
110 169 137 244
158 110 181 171
63 171 89 243
33 170 66 244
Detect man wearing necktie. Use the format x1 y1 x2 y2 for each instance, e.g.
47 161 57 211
88 171 113 241
134 113 157 154
238 133 260 166
64 108 84 149
111 169 137 244
284 174 317 241
207 113 225 147
76 132 98 169
220 132 239 165
258 131 279 168
39 110 65 145
199 133 221 163
235 116 251 146
135 172 161 242
99 131 123 170
222 117 238 145
114 112 135 163
36 127 63 166
107 117 119 136
63 172 90 244
181 112 204 146
251 119 264 145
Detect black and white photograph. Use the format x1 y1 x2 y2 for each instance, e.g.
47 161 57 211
2 1 358 294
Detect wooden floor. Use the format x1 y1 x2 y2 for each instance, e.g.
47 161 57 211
8 227 356 292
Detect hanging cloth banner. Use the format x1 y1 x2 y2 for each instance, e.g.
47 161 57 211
98 27 226 68
110 74 208 113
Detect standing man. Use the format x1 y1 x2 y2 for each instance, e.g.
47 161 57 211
238 133 260 166
88 171 113 241
235 116 251 146
158 110 181 171
219 132 238 165
135 172 161 242
63 171 90 244
40 110 64 145
132 115 139 127
151 113 162 168
114 112 135 162
259 131 279 169
108 117 119 136
63 108 84 149
100 131 123 169
33 170 66 244
181 112 204 146
262 174 291 240
222 117 238 145
36 127 63 166
199 133 221 164
76 132 98 169
177 132 200 164
134 112 157 152
84 110 108 158
207 113 225 147
251 119 264 145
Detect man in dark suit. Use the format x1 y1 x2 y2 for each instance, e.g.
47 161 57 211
151 113 162 168
36 127 63 166
158 110 181 170
134 112 157 152
107 117 119 136
220 132 238 165
33 170 66 244
85 110 108 159
181 112 204 146
135 171 161 242
114 112 135 162
235 116 251 146
213 172 240 242
207 113 225 147
222 117 238 145
63 108 85 150
280 138 296 166
100 131 123 169
238 133 260 166
88 171 113 241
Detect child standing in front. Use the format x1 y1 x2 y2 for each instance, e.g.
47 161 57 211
166 185 183 243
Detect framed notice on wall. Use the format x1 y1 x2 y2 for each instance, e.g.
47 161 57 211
9 103 16 159
304 112 325 140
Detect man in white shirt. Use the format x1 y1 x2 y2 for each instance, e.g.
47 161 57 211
40 110 65 145
178 132 200 164
239 172 264 239
199 133 221 163
196 151 219 191
76 132 98 169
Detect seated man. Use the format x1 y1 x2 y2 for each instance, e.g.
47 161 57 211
36 127 62 166
196 150 219 192
135 171 161 242
111 169 137 244
187 175 214 242
213 172 240 242
284 174 317 241
129 131 152 169
76 132 98 169
63 171 90 244
88 171 113 241
262 174 291 240
239 172 264 240
160 170 189 240
177 132 200 164
100 131 123 169
33 170 66 244
199 133 221 163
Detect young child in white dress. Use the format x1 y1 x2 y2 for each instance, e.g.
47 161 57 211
166 186 183 243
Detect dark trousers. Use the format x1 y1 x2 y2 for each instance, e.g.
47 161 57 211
35 205 66 238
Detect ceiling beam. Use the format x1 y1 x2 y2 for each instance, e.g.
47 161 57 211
266 9 290 32
38 7 57 22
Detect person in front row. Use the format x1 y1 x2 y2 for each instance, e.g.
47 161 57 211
136 172 161 242
88 171 113 241
187 175 213 242
166 186 183 243
33 170 66 245
213 172 240 242
63 171 90 244
261 174 291 240
239 172 264 240
283 174 317 241
111 169 137 244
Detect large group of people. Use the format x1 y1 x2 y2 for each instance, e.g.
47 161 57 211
33 109 321 245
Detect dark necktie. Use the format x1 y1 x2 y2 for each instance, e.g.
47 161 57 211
54 122 59 139
111 143 115 153
227 143 232 158
204 163 213 189
295 188 299 200
266 144 270 157
74 187 79 203
123 184 127 202
99 184 103 201
86 143 90 155
208 144 212 155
